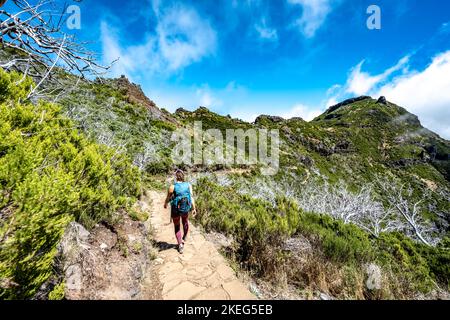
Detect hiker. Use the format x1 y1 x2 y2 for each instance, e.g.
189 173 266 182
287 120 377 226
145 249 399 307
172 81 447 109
164 169 197 254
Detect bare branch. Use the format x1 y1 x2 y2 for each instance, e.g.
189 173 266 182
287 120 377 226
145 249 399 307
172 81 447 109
1 0 111 99
374 176 438 246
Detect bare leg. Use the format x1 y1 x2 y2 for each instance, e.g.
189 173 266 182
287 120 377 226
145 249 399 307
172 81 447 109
172 216 182 246
182 214 189 241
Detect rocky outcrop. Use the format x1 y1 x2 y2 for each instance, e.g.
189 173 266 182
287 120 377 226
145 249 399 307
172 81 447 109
392 112 422 127
377 96 388 105
113 75 178 125
334 140 354 153
298 136 353 157
425 145 438 161
298 154 314 167
324 113 343 120
365 263 382 291
255 115 285 125
281 126 297 144
58 222 90 295
175 107 190 115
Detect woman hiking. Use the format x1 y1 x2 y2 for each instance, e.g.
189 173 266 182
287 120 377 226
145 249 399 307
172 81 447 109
164 169 197 254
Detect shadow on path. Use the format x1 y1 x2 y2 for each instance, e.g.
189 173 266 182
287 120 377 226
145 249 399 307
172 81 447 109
153 240 177 252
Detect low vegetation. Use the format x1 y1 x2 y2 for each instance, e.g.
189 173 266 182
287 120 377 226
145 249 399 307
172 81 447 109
193 176 449 299
0 70 141 299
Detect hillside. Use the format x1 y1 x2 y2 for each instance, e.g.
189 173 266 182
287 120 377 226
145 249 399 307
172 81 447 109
1 69 449 300
169 95 450 298
0 70 142 299
58 75 450 297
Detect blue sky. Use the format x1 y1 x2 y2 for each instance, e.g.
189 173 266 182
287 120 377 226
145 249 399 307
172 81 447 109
7 0 450 137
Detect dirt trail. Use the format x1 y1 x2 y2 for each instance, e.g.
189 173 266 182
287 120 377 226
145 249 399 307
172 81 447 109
147 190 256 300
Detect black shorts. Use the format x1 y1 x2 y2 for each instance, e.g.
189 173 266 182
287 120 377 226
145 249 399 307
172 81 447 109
171 206 189 218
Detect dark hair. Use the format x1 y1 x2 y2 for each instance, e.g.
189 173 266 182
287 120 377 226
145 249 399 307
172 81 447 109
175 169 185 182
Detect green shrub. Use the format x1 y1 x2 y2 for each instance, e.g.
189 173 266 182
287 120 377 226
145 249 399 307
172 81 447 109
0 70 34 103
297 213 374 264
375 232 436 293
0 69 141 299
194 178 299 277
419 237 450 290
48 282 66 300
129 207 149 222
151 119 176 132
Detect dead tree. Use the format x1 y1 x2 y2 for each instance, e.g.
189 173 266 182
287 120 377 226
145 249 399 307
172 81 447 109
293 180 403 237
375 177 437 246
0 0 111 99
133 141 158 171
354 203 402 237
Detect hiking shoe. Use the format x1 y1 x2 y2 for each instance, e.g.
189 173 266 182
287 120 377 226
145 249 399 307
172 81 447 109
178 244 184 254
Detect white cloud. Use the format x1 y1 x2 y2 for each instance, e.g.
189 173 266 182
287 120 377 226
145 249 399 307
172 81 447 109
196 85 223 109
288 0 335 38
156 4 217 71
101 23 130 76
281 104 324 121
254 18 278 41
101 22 161 78
323 55 409 107
325 97 338 108
376 51 450 139
101 3 217 77
346 56 409 96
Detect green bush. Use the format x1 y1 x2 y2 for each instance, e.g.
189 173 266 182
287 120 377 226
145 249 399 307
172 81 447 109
376 232 436 293
419 237 450 290
297 213 374 264
0 70 34 103
0 69 141 299
193 176 448 297
194 178 299 277
48 282 66 300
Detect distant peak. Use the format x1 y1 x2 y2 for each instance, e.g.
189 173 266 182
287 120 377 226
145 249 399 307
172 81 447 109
112 75 178 125
326 96 372 114
287 117 305 122
196 106 210 112
175 107 190 114
255 115 285 125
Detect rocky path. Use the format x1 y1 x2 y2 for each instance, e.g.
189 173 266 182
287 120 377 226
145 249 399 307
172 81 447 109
147 191 255 300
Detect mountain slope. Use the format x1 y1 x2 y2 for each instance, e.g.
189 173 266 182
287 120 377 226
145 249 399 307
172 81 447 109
2 67 449 300
54 75 449 242
162 95 450 298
